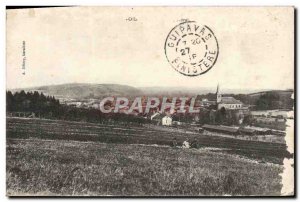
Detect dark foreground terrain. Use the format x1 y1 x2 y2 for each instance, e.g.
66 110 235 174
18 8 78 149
7 138 282 196
6 117 289 196
7 117 291 164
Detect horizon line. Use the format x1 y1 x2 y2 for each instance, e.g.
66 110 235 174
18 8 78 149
6 82 294 93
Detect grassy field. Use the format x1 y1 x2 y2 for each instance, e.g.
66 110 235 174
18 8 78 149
7 117 291 164
7 138 283 196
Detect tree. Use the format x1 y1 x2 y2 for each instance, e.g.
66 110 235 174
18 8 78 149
6 91 14 111
216 107 226 124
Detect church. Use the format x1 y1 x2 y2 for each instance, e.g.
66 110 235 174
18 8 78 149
216 85 244 110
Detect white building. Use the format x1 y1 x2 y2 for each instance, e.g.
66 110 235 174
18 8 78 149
217 97 243 110
162 116 172 126
216 85 244 110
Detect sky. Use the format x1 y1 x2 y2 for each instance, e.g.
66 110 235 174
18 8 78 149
6 7 294 90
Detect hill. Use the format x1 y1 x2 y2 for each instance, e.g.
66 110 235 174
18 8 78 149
10 83 143 99
248 89 294 98
246 89 294 110
139 86 271 96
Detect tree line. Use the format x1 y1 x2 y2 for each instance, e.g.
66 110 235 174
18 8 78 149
6 90 150 125
254 92 293 110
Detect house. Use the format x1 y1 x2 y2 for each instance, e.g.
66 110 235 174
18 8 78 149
217 97 243 110
162 116 172 126
216 84 245 110
150 112 172 126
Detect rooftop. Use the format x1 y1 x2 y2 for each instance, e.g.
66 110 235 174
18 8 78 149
202 124 239 133
220 96 243 104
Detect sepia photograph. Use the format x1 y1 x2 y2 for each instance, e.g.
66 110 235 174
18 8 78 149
5 6 295 196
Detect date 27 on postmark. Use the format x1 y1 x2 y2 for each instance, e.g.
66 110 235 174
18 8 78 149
164 21 219 76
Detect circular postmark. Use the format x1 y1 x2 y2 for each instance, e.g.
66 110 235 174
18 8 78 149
164 21 219 76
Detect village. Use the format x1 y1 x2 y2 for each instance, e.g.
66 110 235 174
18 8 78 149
52 85 293 144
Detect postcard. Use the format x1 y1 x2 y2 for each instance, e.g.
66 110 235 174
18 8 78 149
6 6 294 196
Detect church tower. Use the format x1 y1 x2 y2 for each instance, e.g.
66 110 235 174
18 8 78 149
216 84 222 103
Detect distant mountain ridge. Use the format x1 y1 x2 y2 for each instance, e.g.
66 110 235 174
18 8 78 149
139 86 278 95
11 83 143 99
10 83 293 100
248 89 294 98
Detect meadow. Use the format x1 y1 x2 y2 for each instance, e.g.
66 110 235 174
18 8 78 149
7 138 282 196
7 117 291 196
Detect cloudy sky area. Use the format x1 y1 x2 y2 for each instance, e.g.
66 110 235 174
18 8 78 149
7 7 294 90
